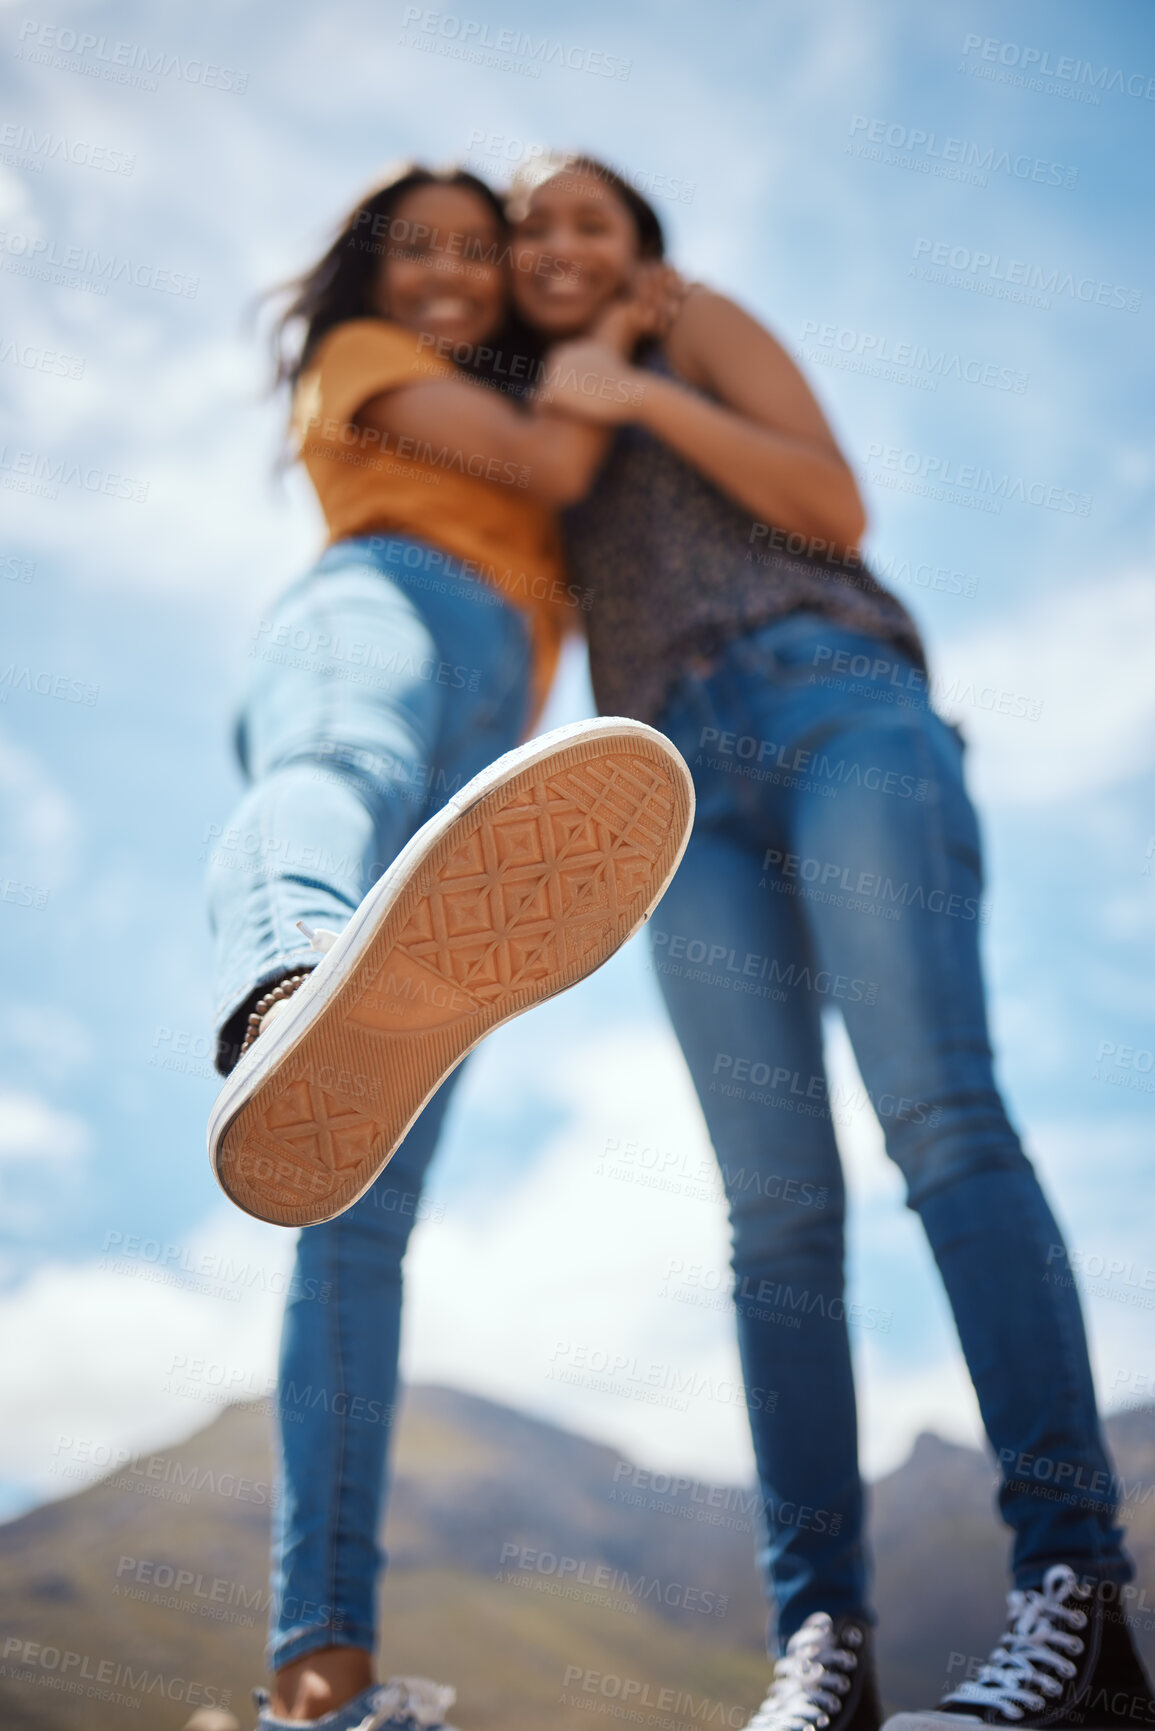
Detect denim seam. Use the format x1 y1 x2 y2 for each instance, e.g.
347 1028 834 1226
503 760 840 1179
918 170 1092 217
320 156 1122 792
328 1220 352 1657
1008 1182 1126 1587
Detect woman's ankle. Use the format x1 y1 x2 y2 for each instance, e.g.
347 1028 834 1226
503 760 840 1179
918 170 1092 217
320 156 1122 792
271 1646 374 1721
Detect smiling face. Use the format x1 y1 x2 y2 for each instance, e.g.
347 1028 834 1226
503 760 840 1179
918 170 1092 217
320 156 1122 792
370 182 506 349
510 170 642 338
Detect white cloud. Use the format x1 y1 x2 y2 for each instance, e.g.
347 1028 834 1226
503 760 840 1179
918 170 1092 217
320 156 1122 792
405 1017 972 1487
0 1041 1140 1516
0 1089 90 1161
933 570 1155 807
0 732 80 885
0 1207 293 1507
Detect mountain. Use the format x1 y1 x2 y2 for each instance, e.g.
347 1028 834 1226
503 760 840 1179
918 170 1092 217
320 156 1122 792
0 1388 1152 1731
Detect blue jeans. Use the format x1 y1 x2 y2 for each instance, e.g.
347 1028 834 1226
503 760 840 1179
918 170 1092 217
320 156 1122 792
651 612 1129 1644
205 535 532 1668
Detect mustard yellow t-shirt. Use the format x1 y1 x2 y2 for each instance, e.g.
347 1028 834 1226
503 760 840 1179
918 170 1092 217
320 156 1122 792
292 318 572 720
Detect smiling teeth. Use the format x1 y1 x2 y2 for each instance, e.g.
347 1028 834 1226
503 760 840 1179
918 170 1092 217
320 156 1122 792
423 297 471 316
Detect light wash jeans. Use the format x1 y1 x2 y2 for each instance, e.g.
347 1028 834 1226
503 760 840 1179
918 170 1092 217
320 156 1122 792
650 611 1129 1644
205 534 532 1667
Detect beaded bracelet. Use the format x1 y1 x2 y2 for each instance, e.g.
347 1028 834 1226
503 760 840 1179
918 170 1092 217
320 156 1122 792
238 971 311 1059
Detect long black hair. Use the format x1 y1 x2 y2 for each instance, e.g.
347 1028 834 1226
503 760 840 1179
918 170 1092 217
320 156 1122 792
265 163 511 395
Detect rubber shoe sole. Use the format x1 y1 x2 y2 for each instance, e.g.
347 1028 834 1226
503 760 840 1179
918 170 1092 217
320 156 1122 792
882 1717 982 1731
208 718 695 1227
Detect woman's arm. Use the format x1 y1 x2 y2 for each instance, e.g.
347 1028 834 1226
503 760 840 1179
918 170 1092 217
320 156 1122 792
353 274 680 510
355 374 611 508
538 288 868 550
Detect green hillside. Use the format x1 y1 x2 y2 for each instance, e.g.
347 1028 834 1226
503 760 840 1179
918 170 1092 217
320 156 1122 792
1 1387 1152 1731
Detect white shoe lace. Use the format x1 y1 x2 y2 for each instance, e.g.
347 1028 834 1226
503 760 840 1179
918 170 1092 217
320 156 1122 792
297 920 339 955
358 1676 458 1731
253 923 339 1041
748 1614 863 1731
943 1564 1090 1720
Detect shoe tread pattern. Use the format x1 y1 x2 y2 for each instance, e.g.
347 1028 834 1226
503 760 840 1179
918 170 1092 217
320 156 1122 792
216 737 688 1226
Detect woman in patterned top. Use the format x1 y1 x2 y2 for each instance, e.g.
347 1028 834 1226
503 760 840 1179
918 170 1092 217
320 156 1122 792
508 155 1147 1731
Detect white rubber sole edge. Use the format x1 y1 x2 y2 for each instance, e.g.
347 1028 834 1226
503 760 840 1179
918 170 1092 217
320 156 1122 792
207 715 696 1222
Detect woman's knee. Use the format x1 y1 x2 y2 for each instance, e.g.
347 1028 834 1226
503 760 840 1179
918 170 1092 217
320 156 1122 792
728 1180 846 1276
889 1111 1031 1211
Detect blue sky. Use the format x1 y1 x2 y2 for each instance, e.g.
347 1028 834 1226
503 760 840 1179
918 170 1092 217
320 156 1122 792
1 0 1153 1521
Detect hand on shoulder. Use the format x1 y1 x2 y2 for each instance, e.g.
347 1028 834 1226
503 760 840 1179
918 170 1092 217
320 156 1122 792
536 339 643 425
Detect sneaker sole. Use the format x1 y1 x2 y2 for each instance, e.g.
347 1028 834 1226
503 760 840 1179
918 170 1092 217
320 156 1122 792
208 718 694 1227
884 1716 984 1731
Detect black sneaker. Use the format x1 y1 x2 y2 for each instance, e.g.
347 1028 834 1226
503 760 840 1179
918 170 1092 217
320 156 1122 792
883 1564 1155 1731
748 1613 881 1731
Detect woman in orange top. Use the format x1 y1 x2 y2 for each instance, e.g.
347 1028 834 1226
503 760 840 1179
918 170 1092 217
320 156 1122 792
205 165 631 1728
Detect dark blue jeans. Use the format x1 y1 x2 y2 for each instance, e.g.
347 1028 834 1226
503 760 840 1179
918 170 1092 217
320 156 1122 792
652 612 1129 1643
